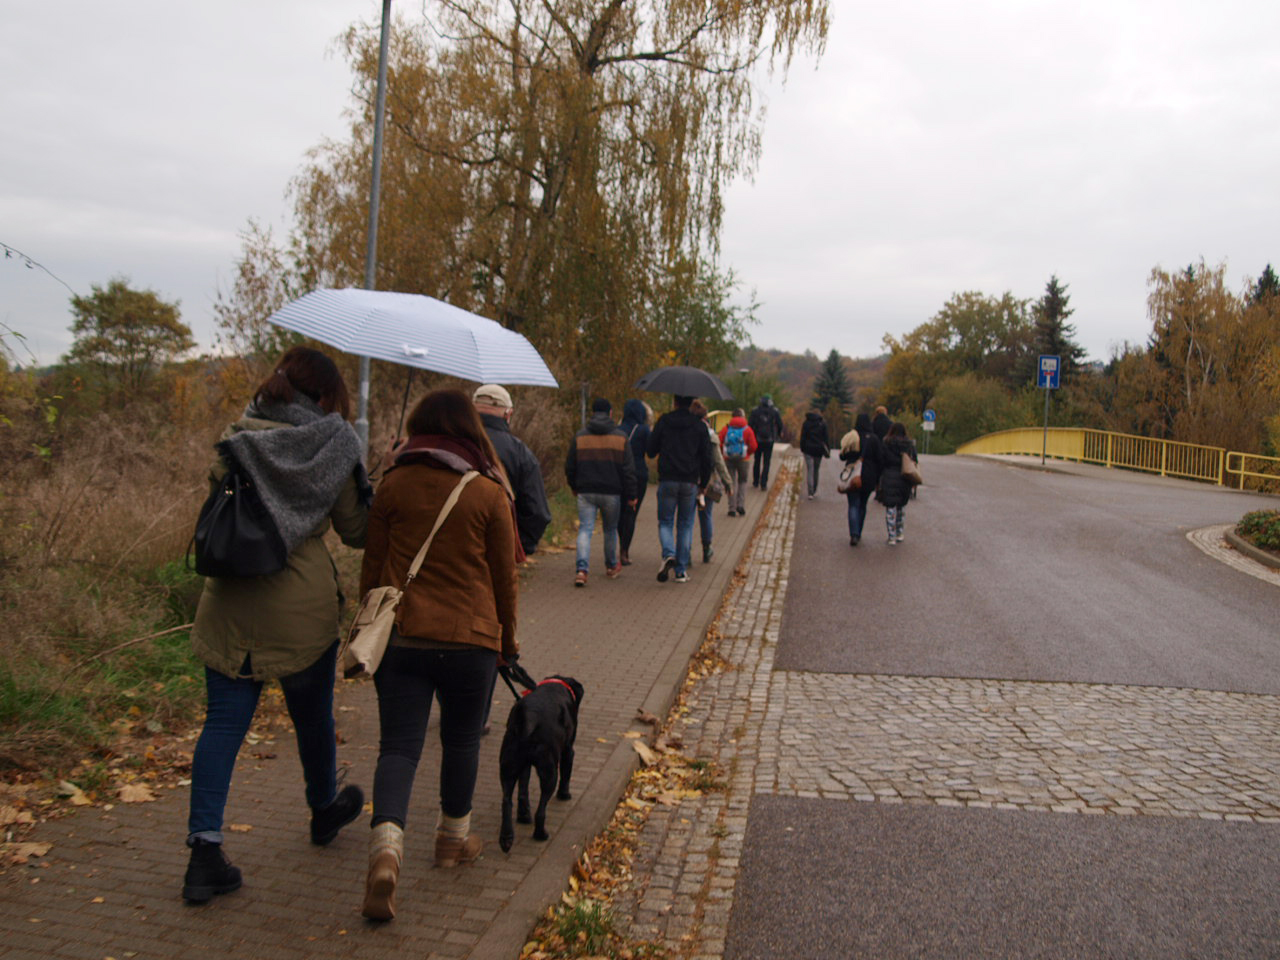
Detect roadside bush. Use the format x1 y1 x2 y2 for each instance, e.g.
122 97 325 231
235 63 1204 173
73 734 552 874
1236 510 1280 553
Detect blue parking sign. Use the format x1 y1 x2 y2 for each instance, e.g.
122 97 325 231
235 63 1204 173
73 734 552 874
1038 355 1060 389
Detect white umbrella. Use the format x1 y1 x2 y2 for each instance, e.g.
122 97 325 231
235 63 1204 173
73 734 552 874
266 288 559 387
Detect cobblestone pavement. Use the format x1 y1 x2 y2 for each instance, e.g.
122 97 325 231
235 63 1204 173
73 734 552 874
615 457 1280 958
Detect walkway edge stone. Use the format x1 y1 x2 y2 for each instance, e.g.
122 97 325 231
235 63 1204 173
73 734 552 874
468 486 768 958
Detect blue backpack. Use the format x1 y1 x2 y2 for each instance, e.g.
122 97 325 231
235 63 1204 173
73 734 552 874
725 425 747 458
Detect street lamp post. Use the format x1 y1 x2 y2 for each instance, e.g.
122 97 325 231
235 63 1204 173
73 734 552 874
355 0 393 457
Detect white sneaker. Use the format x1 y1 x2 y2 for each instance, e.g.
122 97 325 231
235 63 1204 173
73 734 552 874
895 535 904 543
887 537 897 546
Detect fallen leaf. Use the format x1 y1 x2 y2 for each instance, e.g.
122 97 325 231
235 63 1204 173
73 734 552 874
630 740 657 766
635 709 660 726
228 823 253 833
595 737 610 743
655 791 682 806
90 896 104 904
0 806 34 826
117 784 156 804
57 781 91 806
4 842 52 864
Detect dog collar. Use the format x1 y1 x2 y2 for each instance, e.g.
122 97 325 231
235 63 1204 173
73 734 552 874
524 678 576 702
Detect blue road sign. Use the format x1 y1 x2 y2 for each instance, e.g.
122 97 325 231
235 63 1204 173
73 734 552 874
1038 354 1061 390
923 408 936 422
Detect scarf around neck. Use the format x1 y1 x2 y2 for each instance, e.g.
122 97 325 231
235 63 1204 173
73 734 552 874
218 398 368 556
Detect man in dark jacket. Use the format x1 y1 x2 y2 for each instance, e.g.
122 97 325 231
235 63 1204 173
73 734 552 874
747 395 785 490
871 405 893 441
474 384 551 556
565 398 636 586
646 395 713 584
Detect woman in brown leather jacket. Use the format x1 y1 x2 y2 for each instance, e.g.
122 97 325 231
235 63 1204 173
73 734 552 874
358 388 520 921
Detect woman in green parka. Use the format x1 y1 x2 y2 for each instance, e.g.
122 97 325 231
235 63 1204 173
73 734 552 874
182 346 370 903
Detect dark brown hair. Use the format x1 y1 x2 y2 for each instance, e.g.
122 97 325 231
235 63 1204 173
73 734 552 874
887 421 908 438
406 388 502 468
254 346 351 419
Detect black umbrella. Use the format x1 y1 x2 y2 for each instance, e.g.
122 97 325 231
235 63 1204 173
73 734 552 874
633 365 733 400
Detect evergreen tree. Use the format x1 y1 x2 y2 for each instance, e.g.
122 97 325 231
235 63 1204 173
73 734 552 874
811 349 853 409
1248 264 1279 305
1024 275 1086 383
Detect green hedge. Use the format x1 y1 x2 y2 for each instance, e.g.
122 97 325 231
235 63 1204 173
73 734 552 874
1236 510 1280 553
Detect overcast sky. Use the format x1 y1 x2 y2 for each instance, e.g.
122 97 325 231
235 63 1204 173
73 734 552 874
4 1 1278 368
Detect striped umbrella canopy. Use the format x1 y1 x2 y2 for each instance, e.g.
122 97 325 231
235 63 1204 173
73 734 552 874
265 288 559 387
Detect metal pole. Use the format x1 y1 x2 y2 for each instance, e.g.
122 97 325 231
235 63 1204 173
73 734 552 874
355 0 393 457
1041 384 1050 464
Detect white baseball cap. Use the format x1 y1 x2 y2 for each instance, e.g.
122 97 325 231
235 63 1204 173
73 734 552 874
473 384 513 409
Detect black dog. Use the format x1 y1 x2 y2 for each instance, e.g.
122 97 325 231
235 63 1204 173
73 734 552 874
498 675 584 852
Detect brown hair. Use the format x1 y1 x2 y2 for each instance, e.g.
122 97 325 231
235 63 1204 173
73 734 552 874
406 388 502 468
253 346 351 419
690 400 708 419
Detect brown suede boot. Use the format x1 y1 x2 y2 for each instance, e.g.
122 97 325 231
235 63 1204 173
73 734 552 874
361 822 403 921
434 811 482 868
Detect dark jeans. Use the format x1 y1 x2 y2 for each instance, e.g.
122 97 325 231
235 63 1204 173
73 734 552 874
846 487 874 539
617 482 647 554
188 642 339 843
372 641 497 828
753 441 775 487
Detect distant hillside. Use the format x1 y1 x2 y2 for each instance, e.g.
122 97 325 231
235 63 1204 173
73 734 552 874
719 346 888 439
728 346 887 409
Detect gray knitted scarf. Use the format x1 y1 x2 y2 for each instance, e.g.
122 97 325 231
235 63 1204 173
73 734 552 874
218 398 366 556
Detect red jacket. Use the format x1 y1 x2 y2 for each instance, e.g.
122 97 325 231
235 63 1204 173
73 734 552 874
718 417 759 459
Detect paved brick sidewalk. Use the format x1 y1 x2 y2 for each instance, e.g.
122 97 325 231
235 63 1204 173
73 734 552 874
0 469 776 960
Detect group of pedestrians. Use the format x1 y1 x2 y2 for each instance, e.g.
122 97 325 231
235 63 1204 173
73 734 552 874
184 350 541 922
566 395 779 586
796 403 920 547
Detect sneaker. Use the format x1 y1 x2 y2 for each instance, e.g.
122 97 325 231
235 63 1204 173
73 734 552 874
674 572 690 583
574 570 588 587
310 784 364 846
895 535 904 543
850 536 858 547
657 556 676 582
606 564 622 579
182 839 242 903
887 537 897 546
702 544 713 563
619 549 631 566
807 494 814 500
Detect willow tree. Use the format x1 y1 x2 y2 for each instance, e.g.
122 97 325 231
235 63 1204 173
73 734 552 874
269 0 827 400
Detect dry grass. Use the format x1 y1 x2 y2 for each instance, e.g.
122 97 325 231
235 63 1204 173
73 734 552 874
0 375 227 772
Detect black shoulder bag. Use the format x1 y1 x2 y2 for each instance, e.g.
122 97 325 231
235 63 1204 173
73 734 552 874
190 442 288 578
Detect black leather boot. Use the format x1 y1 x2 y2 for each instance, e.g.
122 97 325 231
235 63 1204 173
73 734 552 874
311 784 365 846
182 839 242 903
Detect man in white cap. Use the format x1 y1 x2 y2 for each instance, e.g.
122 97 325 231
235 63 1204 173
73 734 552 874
473 384 551 557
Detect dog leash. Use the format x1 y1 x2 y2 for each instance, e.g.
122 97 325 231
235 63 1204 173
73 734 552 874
498 661 538 700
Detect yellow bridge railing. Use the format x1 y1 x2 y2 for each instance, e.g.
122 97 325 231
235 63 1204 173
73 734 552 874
956 427 1280 491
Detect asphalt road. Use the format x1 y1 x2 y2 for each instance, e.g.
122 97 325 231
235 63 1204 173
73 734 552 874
776 455 1280 694
724 457 1280 959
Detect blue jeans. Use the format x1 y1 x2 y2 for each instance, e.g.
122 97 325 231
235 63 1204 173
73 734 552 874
576 492 621 572
846 490 865 539
372 641 497 827
698 496 714 547
657 480 698 576
188 642 339 843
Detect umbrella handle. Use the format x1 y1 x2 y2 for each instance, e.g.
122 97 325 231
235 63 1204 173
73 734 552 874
397 368 415 439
